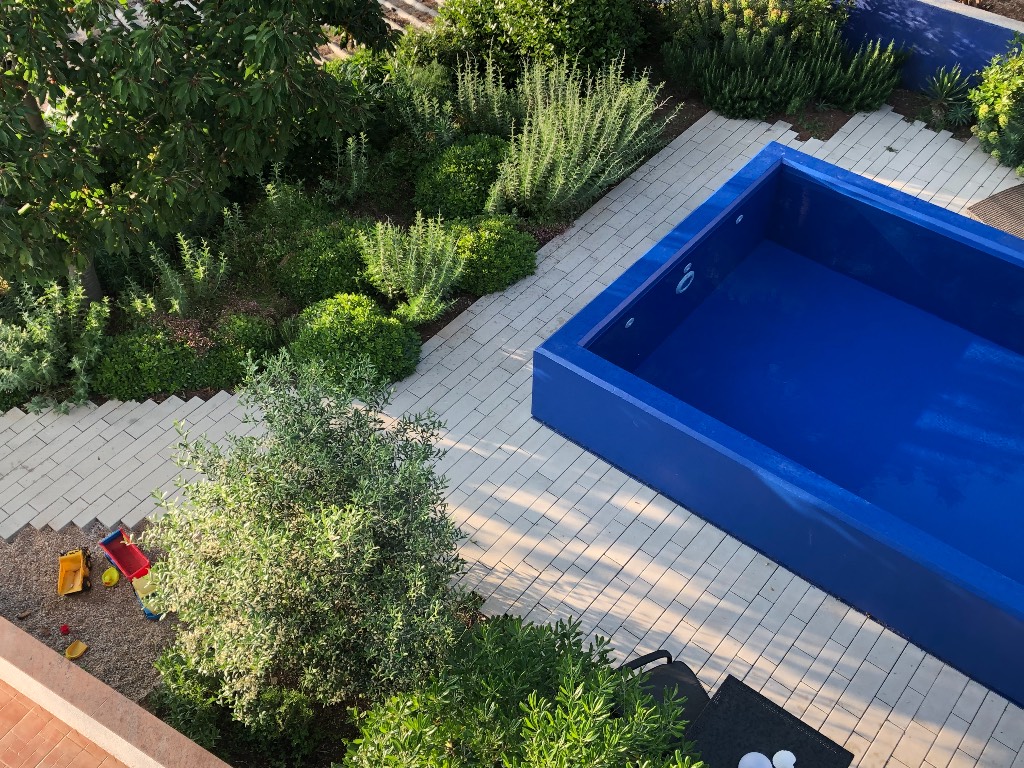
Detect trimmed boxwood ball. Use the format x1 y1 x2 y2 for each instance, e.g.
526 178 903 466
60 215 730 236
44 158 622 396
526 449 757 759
277 221 367 307
456 216 538 295
289 293 420 383
414 135 509 219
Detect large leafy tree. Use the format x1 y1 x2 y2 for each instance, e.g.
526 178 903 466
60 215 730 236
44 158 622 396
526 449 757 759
0 0 389 285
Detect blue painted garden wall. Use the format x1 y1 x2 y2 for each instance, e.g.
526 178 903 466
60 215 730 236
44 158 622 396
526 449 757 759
844 0 1024 89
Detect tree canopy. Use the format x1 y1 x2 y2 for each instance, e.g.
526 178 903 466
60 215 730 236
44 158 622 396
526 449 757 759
1 0 389 283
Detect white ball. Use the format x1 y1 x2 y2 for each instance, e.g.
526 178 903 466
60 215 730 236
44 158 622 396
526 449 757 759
738 754 772 768
772 750 796 768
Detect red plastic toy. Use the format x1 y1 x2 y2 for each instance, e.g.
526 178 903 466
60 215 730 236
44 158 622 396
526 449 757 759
98 528 150 580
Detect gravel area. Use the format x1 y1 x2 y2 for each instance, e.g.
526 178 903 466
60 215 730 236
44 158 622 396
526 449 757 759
0 521 176 702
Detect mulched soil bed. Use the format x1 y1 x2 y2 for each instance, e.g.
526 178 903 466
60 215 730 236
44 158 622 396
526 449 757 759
887 88 975 141
770 104 855 141
659 88 714 144
419 292 476 341
959 0 1024 22
0 521 176 703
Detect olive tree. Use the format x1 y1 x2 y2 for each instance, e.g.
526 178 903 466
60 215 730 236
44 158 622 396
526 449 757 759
0 0 389 287
145 353 469 752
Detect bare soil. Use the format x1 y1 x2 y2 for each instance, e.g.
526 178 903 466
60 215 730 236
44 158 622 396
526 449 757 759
0 521 176 703
659 87 714 144
887 88 975 141
771 104 855 141
418 292 475 342
958 0 1024 22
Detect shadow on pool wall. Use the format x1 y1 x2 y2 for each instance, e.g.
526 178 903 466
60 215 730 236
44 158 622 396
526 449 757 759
532 142 1024 708
845 0 1024 88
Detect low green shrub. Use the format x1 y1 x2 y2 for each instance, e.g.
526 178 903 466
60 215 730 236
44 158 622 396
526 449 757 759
146 354 468 759
360 214 465 325
93 314 265 400
345 616 705 768
666 35 814 118
487 58 675 220
289 293 421 381
971 38 1024 172
215 313 279 355
392 26 460 70
665 0 849 50
92 327 199 400
456 216 538 295
322 133 370 205
0 278 108 409
151 649 227 750
414 135 509 219
277 220 367 307
390 59 459 151
813 33 906 113
455 56 526 138
193 313 282 391
223 175 333 276
436 0 644 73
662 0 903 119
122 234 230 325
152 647 319 761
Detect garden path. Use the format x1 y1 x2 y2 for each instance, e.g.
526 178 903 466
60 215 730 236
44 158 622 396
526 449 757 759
2 107 1023 767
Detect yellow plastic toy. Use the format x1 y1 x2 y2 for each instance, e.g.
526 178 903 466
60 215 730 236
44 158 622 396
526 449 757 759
132 574 160 619
64 640 88 660
101 567 119 587
57 550 90 596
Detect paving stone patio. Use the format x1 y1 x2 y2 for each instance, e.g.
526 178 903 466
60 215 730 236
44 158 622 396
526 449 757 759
0 679 127 768
2 107 1023 766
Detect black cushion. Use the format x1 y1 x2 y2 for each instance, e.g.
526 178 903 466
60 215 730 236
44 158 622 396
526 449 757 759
640 661 711 725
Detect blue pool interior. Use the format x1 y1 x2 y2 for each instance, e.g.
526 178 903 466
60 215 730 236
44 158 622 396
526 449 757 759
586 163 1024 585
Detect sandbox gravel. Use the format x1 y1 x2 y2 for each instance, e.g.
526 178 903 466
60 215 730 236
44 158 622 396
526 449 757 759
0 521 176 702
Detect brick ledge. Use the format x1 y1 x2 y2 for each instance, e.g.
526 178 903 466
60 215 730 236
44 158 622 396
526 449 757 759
0 617 230 768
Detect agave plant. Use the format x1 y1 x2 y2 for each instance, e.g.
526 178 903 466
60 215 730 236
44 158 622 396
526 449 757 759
926 64 975 129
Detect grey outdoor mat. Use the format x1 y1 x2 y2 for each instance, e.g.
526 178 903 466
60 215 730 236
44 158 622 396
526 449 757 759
969 183 1024 238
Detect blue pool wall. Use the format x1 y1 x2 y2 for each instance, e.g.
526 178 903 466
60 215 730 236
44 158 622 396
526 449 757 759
845 0 1024 89
532 143 1024 708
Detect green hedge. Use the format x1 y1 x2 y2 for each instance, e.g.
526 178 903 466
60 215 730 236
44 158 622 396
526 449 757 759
661 0 903 119
436 0 644 72
93 314 276 400
93 328 201 400
289 294 421 383
456 216 538 295
414 136 509 219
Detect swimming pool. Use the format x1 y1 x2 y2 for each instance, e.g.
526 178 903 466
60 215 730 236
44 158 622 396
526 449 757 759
532 143 1024 707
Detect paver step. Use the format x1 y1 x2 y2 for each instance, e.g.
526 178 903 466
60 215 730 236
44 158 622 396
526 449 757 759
0 392 244 541
380 0 433 30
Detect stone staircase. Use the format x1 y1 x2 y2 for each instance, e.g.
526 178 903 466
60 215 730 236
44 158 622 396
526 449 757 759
319 0 437 60
0 393 251 540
